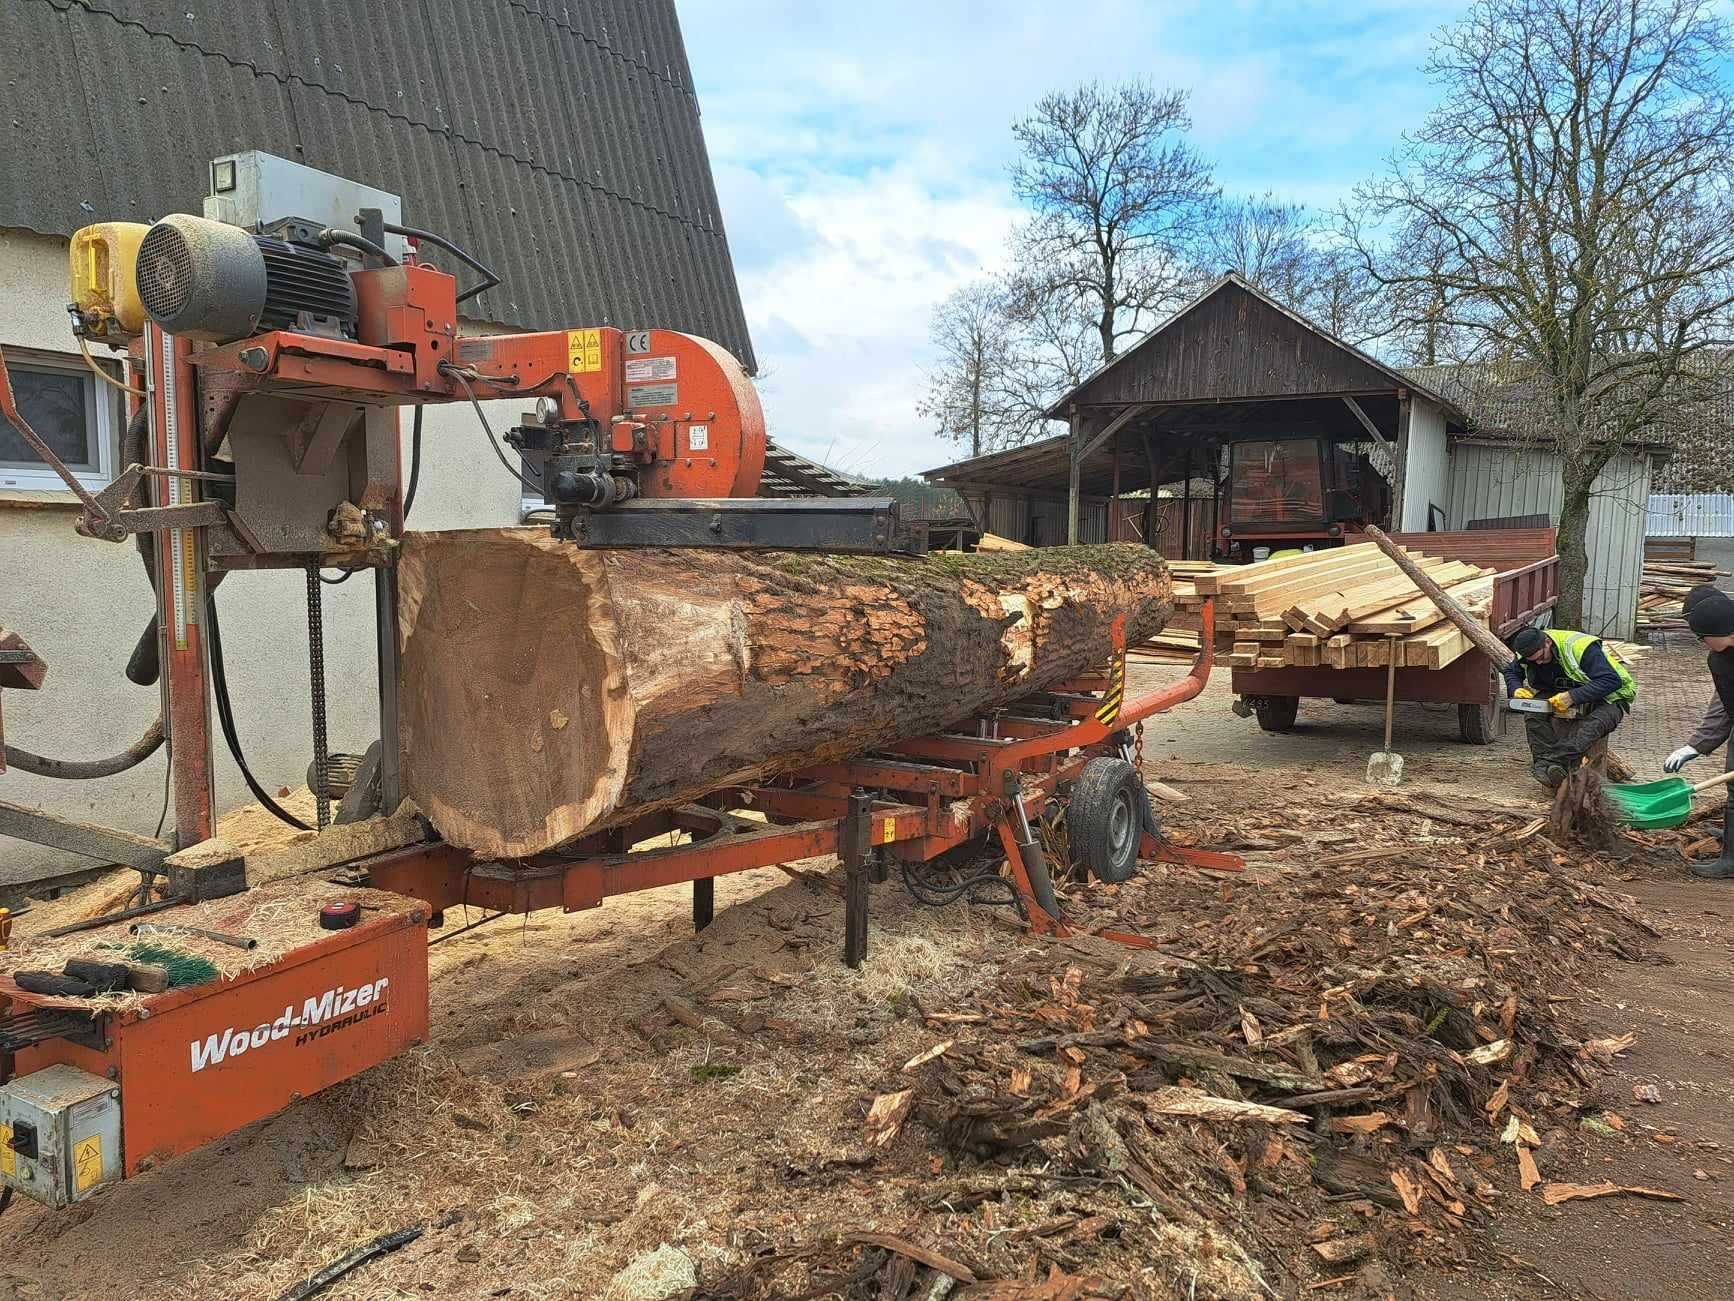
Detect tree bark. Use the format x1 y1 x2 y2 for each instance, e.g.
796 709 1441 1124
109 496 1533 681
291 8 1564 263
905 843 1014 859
1553 475 1594 629
397 530 1173 858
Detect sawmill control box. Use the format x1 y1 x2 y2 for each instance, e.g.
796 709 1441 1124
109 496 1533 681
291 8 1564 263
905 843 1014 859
0 1064 122 1207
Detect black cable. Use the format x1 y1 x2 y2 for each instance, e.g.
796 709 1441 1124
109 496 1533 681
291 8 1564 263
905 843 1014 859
3 718 163 779
403 402 424 519
382 221 501 304
439 364 544 496
206 591 311 831
154 741 171 837
319 229 398 266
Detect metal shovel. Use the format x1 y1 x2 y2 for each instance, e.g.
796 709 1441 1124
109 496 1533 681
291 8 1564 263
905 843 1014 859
1365 638 1404 787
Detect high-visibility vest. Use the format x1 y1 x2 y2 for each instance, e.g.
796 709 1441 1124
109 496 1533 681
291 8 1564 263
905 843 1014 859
1542 629 1636 704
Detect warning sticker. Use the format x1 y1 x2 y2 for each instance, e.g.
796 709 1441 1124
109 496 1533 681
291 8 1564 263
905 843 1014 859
0 1124 12 1178
73 1135 103 1194
566 328 602 374
687 424 709 451
628 383 678 408
624 356 677 384
880 818 896 844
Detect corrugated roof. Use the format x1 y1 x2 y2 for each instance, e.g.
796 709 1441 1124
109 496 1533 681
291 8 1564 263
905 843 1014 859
0 0 755 370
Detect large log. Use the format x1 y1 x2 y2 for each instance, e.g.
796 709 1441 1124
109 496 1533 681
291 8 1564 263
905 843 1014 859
397 529 1172 857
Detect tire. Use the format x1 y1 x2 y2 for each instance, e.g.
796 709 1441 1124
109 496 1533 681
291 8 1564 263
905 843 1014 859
1254 695 1300 733
1068 757 1144 884
1459 701 1496 745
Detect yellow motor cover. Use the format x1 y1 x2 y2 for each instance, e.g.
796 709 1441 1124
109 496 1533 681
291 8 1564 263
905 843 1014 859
69 222 149 338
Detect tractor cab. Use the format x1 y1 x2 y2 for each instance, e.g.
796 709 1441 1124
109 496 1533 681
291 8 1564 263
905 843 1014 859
1218 436 1391 562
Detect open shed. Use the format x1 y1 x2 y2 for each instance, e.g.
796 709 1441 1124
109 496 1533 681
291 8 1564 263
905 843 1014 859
924 274 1665 639
924 274 1468 555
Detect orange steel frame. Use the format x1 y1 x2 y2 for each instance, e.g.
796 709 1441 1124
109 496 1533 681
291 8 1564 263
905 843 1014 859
355 599 1242 933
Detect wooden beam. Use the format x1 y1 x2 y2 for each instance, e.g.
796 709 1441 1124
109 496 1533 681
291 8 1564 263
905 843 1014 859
1341 397 1390 447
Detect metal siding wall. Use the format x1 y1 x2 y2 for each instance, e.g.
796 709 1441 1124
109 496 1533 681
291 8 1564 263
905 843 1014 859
1585 453 1650 641
1399 397 1450 530
1447 444 1648 639
1648 494 1734 537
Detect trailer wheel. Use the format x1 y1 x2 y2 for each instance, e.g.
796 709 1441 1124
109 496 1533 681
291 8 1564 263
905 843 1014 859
1254 695 1300 732
1459 701 1497 745
1069 758 1144 883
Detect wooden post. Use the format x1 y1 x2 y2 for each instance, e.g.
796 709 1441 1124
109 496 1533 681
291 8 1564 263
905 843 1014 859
1109 431 1121 542
1181 445 1194 561
842 788 872 968
1391 390 1413 530
692 877 714 932
1067 411 1083 545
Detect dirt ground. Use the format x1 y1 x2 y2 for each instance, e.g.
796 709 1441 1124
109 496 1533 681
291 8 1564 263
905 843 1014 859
2 639 1730 1300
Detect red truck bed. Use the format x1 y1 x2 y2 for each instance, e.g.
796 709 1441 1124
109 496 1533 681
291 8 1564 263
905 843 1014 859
1228 528 1559 744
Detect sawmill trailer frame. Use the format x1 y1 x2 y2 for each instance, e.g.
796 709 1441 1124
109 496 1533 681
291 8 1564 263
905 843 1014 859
0 153 1239 1209
1230 529 1560 742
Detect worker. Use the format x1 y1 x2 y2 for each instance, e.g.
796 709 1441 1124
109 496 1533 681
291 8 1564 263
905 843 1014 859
1662 589 1734 879
1503 625 1637 790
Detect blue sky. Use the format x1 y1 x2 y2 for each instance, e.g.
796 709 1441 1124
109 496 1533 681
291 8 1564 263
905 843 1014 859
679 0 1467 478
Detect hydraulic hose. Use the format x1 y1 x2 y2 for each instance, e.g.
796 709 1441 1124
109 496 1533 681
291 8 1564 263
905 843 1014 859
4 404 169 779
3 717 164 779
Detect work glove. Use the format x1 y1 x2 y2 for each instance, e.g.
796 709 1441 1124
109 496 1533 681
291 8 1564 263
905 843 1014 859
1512 686 1536 700
1548 692 1574 715
1664 745 1702 774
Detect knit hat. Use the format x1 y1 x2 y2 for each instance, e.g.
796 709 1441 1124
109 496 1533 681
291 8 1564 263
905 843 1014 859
1688 592 1734 639
1509 626 1547 656
1684 584 1723 615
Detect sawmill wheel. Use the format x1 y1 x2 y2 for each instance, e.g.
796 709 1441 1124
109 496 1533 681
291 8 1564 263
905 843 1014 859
1069 757 1144 884
1253 695 1300 733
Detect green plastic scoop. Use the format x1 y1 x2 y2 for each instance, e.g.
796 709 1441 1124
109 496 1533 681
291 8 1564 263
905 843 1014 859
1603 770 1734 829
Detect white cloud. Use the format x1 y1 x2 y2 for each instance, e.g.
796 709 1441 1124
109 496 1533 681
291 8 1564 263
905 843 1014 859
678 0 1470 479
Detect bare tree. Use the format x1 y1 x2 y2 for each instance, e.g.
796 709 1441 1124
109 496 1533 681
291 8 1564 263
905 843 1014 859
918 280 1021 458
1347 0 1734 626
1200 193 1319 309
1010 82 1217 364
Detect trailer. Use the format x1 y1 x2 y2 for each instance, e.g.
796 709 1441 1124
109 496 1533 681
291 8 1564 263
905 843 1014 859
1228 528 1560 744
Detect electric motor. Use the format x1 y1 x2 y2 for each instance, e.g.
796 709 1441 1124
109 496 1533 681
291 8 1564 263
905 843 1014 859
135 213 357 344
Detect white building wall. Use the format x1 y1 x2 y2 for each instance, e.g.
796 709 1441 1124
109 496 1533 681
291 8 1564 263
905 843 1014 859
1397 396 1450 531
0 229 524 884
1446 440 1652 641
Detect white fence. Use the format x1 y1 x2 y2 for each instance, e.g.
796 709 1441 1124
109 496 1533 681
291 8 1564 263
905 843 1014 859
1648 494 1734 538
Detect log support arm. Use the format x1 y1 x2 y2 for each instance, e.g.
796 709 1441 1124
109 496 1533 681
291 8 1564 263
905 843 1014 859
841 788 872 969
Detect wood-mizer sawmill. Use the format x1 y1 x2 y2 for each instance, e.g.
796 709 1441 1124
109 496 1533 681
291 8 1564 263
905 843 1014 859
0 152 1235 1210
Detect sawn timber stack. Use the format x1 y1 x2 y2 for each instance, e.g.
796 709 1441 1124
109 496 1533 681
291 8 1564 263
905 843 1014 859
398 530 1173 858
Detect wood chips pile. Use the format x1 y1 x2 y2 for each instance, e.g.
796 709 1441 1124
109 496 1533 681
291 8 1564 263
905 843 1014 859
701 784 1680 1299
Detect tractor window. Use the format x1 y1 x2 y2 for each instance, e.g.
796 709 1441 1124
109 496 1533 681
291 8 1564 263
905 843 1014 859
1228 440 1324 523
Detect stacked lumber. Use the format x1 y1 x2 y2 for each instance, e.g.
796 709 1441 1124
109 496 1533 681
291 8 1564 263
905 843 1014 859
1185 543 1500 671
1634 558 1728 635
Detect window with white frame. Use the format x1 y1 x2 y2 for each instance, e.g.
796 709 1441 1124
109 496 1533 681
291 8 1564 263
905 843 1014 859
0 350 121 492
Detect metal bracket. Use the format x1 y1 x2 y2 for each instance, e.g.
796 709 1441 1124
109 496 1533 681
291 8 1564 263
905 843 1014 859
72 462 242 546
562 497 925 554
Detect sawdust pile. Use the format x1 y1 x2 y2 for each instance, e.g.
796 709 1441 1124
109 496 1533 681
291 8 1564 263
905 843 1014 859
33 775 1658 1301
